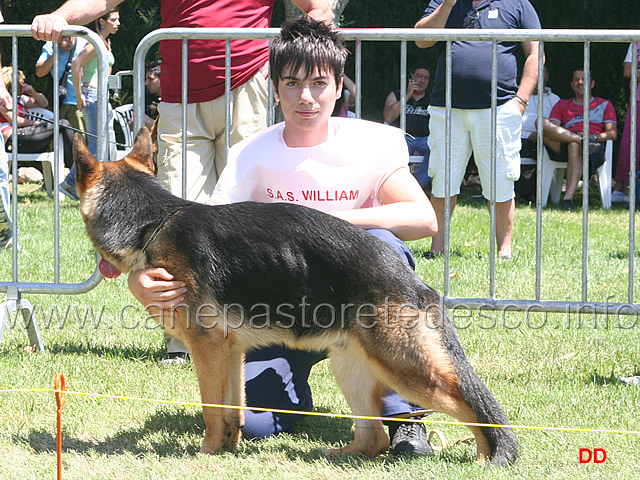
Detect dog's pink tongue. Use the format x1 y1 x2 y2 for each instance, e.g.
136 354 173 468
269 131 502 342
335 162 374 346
99 257 121 279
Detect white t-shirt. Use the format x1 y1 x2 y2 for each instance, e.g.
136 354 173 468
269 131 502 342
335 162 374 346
211 117 409 212
521 87 560 138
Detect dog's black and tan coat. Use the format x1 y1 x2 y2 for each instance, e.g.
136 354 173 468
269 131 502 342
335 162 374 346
74 128 519 465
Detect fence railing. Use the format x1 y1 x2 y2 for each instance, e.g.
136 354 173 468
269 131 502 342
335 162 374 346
1 27 639 351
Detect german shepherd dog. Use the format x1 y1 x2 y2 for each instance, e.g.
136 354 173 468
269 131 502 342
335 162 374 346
73 127 519 465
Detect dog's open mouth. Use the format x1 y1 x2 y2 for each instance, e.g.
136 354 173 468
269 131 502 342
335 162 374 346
98 257 122 279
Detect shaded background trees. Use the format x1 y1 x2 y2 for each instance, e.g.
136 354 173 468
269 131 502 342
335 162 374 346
1 0 639 125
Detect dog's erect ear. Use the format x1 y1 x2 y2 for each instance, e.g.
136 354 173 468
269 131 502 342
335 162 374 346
125 127 155 174
73 132 99 181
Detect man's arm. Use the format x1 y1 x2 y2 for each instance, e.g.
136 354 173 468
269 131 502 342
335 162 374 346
32 0 124 42
290 0 333 25
599 122 617 143
414 0 457 49
35 54 55 78
513 40 540 115
331 168 438 241
382 91 401 124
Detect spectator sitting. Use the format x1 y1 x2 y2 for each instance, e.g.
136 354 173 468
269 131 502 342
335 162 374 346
0 67 75 169
612 43 640 203
520 66 560 158
516 65 560 203
35 33 87 166
144 61 161 129
0 10 11 249
541 68 617 212
331 73 356 118
383 63 431 188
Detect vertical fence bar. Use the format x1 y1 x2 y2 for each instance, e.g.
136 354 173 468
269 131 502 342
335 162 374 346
534 41 545 301
629 41 638 304
355 39 362 119
489 40 498 299
10 37 18 280
52 41 61 284
268 40 275 127
581 41 591 302
400 40 407 132
225 39 231 159
181 39 188 199
443 40 452 297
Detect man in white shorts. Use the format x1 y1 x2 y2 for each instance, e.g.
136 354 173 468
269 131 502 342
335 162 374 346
415 0 541 259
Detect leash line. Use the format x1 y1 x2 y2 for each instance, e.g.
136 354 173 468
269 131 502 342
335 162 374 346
1 387 639 436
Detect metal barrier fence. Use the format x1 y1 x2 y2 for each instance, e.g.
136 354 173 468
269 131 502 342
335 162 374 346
0 26 108 350
1 26 639 351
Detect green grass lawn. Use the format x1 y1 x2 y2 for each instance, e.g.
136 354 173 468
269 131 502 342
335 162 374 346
0 184 639 479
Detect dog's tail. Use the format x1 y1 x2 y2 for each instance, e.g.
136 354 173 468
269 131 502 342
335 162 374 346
454 358 519 466
434 308 518 465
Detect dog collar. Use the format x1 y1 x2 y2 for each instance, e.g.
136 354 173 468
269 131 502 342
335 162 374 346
136 206 189 264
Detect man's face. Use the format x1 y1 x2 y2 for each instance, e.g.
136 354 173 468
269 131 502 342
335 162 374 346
145 72 161 96
571 70 594 97
58 36 75 52
274 65 341 141
410 68 430 93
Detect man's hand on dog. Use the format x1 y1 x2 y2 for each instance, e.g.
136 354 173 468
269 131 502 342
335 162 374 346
128 268 186 316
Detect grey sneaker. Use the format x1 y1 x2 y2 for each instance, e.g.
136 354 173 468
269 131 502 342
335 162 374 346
611 191 630 203
59 181 79 200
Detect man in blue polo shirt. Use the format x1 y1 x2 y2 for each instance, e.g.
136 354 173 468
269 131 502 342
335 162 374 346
415 0 540 259
35 35 87 144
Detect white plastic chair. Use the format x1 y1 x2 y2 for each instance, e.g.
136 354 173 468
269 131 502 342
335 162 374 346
113 104 134 160
521 140 613 209
15 108 65 198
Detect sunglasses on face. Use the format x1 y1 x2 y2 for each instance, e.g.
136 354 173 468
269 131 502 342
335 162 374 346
463 9 482 29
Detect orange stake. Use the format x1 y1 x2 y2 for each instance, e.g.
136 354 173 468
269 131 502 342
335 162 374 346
54 373 66 480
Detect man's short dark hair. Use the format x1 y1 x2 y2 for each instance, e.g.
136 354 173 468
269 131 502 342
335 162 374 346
572 67 594 82
410 63 430 75
147 60 161 78
270 15 348 92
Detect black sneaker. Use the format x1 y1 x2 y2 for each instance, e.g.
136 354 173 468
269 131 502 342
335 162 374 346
162 351 191 365
561 199 575 212
423 251 442 260
388 422 433 456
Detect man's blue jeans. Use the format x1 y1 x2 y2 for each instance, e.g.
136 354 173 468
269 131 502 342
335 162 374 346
64 86 112 188
407 134 430 188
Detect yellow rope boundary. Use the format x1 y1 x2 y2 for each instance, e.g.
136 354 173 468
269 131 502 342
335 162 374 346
1 386 639 436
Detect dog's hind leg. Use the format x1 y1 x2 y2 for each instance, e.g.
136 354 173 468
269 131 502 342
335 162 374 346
189 333 242 454
320 348 389 458
368 321 518 465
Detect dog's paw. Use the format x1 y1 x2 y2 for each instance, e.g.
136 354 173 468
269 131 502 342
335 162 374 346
318 446 343 457
221 425 241 450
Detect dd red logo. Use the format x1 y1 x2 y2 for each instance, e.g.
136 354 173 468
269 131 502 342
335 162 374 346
579 448 607 463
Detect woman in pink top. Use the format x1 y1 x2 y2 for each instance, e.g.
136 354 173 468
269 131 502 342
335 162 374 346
613 43 640 202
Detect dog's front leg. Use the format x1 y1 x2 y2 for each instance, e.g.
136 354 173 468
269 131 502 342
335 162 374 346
222 346 245 448
189 332 236 454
